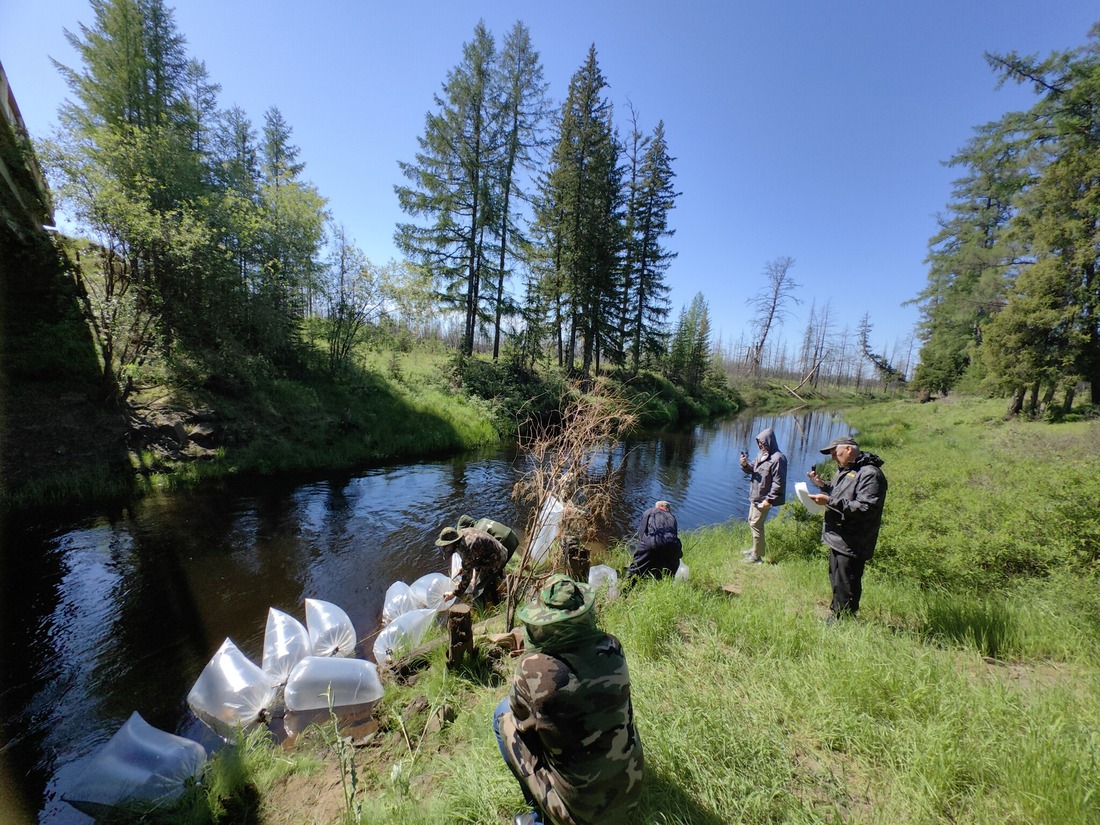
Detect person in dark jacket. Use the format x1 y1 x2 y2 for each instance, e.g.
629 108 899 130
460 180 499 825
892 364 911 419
626 500 682 580
739 427 788 563
494 575 644 825
807 435 888 622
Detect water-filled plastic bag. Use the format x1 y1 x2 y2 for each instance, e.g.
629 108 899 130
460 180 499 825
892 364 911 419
588 564 620 598
528 495 564 566
409 572 453 611
63 711 206 818
382 581 417 625
261 607 311 685
372 608 437 664
284 656 385 711
187 638 276 737
305 598 357 657
675 561 690 581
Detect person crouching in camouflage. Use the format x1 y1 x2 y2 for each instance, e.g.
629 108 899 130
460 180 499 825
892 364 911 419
437 525 510 605
493 574 644 825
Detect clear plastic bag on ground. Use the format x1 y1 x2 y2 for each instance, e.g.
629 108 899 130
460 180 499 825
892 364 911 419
382 581 417 625
588 564 620 598
675 561 690 581
409 572 453 611
63 711 206 818
261 607 311 685
372 608 437 664
305 598 357 657
284 656 385 711
187 638 277 737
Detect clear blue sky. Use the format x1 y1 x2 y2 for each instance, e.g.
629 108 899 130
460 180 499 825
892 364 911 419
3 1 1097 365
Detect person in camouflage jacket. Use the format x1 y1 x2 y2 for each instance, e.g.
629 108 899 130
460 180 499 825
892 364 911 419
494 575 644 825
436 526 509 603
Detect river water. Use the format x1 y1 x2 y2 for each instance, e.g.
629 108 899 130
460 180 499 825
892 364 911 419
0 408 849 823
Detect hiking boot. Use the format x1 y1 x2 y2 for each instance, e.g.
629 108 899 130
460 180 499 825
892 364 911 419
743 555 762 564
514 812 542 825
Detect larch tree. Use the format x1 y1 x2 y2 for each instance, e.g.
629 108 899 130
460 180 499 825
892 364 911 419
395 21 499 357
747 256 801 378
486 21 551 361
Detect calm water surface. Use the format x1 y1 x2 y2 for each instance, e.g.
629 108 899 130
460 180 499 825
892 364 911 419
0 408 849 823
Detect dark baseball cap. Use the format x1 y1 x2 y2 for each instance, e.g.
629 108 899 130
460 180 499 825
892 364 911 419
820 435 859 454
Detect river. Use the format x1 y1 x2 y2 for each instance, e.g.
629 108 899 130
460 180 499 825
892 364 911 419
0 408 850 823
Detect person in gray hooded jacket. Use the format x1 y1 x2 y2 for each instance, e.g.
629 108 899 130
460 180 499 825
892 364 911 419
739 427 787 563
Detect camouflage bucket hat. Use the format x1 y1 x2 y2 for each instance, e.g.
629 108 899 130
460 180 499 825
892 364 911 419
517 574 595 627
435 526 461 547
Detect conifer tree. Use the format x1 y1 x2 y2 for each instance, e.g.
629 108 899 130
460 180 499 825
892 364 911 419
395 21 499 357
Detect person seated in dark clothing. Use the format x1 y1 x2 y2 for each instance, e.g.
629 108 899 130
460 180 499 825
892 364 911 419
626 500 682 581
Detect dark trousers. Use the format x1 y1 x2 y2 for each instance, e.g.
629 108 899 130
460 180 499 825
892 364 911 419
626 544 680 580
828 550 866 617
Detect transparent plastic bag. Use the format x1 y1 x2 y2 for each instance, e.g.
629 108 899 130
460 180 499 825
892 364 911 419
261 607 311 685
588 564 620 598
450 552 477 594
409 572 453 611
305 598 357 657
675 561 690 581
186 638 277 737
284 656 385 711
382 581 417 625
528 495 564 566
63 711 206 818
372 608 437 664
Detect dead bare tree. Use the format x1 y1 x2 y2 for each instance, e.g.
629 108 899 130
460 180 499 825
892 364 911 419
506 379 640 629
747 256 802 379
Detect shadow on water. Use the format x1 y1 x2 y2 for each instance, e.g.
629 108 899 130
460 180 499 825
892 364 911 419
0 407 851 823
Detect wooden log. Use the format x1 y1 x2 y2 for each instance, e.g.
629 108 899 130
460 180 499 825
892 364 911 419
446 603 473 670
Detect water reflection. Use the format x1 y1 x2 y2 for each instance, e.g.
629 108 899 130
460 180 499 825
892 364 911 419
0 409 849 823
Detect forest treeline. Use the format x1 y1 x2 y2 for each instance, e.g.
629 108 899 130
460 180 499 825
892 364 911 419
36 0 920 425
36 0 737 408
911 22 1100 416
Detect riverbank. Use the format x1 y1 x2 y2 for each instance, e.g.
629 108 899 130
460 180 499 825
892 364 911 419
124 395 1099 825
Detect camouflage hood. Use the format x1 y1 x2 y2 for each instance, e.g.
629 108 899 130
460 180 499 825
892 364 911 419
519 575 602 654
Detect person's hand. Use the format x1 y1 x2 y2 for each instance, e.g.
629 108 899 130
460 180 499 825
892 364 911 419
757 500 771 510
807 469 823 486
443 591 454 602
808 493 829 505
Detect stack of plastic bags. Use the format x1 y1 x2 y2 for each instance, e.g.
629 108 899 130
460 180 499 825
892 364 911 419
188 598 361 738
374 571 456 664
70 595 377 816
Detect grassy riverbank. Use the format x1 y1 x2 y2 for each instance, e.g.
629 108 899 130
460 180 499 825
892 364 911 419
130 395 1100 825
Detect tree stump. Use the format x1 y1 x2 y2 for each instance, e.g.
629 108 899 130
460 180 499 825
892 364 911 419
562 536 590 582
446 603 473 670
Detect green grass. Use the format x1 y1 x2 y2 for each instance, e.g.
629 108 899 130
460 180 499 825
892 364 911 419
68 396 1100 823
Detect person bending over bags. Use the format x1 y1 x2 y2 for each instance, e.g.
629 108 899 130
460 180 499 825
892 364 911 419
436 525 509 604
494 575 645 825
626 499 682 580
